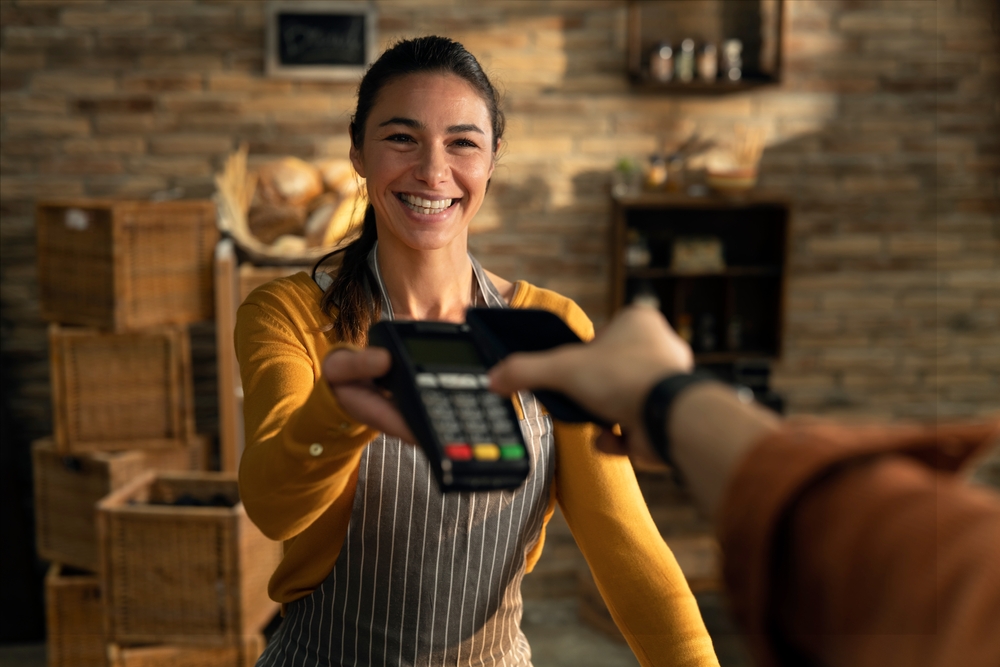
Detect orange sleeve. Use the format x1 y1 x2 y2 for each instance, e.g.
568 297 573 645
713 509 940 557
718 421 1000 667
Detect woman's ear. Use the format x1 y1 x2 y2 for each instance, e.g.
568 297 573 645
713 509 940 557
487 138 501 180
349 135 366 178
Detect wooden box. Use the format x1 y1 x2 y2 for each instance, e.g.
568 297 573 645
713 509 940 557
36 198 218 332
33 439 147 571
97 472 282 645
49 323 195 452
106 635 264 667
45 563 106 667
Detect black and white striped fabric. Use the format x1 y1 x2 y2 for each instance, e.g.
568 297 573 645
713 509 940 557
256 247 554 666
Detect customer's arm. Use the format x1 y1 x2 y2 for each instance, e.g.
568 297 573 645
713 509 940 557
488 305 1000 667
719 420 1000 667
488 304 779 518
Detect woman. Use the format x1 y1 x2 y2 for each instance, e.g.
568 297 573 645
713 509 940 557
237 36 718 667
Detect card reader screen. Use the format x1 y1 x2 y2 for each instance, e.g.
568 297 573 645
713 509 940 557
405 336 483 368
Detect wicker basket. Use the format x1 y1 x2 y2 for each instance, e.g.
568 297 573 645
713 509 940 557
97 471 282 645
45 563 106 667
106 635 264 667
33 439 147 571
214 144 363 265
142 434 211 472
36 198 217 332
49 323 195 452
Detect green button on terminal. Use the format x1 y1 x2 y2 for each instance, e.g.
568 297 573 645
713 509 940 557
499 443 526 460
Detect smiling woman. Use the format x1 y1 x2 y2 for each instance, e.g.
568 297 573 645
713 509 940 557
235 36 719 667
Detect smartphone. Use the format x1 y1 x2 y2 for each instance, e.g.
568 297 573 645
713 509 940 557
369 320 531 492
465 308 610 427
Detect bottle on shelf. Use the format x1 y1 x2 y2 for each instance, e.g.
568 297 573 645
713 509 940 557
625 228 652 268
631 280 660 310
723 39 743 82
644 154 668 191
727 316 743 351
677 313 694 345
697 313 717 352
676 39 696 82
698 43 718 82
649 42 674 82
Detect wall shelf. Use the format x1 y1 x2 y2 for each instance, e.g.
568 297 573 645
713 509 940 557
627 0 784 93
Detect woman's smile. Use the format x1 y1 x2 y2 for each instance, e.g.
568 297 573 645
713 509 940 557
395 192 461 216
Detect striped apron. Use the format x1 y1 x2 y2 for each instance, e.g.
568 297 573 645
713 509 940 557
256 246 554 667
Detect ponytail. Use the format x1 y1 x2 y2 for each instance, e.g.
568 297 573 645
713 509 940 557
315 203 380 345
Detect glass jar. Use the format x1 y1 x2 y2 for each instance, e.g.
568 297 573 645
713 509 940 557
723 39 743 82
645 154 668 191
698 43 718 82
649 42 674 82
676 39 695 82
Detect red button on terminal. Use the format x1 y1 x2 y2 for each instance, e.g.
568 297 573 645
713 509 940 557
444 443 472 460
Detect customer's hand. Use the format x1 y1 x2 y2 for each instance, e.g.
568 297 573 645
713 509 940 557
322 347 417 444
489 305 693 467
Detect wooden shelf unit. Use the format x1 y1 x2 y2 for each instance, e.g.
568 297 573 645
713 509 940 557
214 239 312 472
610 193 789 366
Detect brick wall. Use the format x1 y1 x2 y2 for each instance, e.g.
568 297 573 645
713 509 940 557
2 0 998 453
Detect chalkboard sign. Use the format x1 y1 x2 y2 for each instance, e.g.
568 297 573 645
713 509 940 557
266 1 376 80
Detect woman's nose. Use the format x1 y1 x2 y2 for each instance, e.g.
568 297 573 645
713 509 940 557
413 144 449 186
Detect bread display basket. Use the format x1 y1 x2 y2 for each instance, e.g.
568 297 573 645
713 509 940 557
214 143 367 265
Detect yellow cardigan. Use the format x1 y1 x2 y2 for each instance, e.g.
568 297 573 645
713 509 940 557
236 271 718 667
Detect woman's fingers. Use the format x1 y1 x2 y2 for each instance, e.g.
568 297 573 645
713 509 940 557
322 346 417 443
322 346 392 385
332 384 417 444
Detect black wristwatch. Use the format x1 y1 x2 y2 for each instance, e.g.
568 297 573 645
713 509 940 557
642 371 716 466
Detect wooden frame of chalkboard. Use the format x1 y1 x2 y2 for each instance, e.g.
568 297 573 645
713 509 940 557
265 1 377 80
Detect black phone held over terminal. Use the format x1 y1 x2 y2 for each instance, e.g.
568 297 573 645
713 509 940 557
464 308 610 428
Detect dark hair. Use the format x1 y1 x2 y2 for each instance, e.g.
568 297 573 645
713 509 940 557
314 36 505 345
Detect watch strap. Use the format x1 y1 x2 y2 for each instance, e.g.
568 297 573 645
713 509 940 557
643 371 716 466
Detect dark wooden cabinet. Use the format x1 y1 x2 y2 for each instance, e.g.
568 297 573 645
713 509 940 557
610 193 789 366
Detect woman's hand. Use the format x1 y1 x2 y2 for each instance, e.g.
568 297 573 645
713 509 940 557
488 305 693 468
322 347 417 444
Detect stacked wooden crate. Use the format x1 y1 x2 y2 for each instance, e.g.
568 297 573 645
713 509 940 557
33 199 280 666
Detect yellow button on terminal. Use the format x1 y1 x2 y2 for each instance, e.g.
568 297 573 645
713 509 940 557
472 443 500 461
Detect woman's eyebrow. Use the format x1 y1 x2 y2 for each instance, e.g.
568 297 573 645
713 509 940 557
377 117 485 136
447 123 486 135
379 116 422 129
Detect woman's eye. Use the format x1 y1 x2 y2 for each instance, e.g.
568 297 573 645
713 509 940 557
453 138 479 148
386 134 413 143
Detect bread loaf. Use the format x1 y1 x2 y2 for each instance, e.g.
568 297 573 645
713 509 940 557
256 157 324 206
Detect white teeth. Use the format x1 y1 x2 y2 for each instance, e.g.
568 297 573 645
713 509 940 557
400 193 453 214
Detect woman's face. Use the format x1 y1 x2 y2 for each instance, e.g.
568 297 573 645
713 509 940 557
350 72 496 253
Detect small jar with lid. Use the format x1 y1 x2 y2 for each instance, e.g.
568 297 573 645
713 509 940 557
698 43 718 82
676 39 696 82
645 154 668 191
649 42 674 82
723 39 743 81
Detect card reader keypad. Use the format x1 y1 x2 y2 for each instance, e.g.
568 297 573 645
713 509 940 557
416 372 526 463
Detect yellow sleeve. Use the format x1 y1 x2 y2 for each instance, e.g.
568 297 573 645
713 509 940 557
235 292 378 543
555 422 719 667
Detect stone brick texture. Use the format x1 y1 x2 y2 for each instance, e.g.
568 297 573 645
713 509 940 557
1 0 998 452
